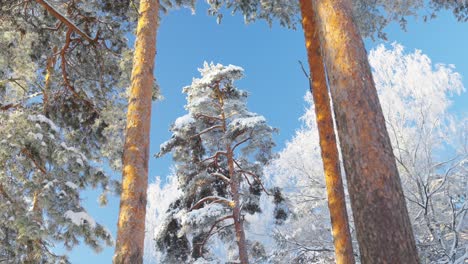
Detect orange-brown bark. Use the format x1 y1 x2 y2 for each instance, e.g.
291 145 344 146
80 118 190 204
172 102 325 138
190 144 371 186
216 86 249 264
43 49 57 116
113 0 159 263
312 0 419 263
35 0 95 42
299 0 355 263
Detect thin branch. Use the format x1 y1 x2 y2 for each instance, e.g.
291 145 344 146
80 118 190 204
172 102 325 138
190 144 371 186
201 151 227 164
189 196 234 211
210 172 231 183
21 148 47 175
194 113 222 121
232 136 252 152
196 215 233 256
190 125 223 139
234 160 270 195
35 0 96 43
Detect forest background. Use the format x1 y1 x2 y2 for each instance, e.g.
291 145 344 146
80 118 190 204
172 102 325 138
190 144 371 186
43 2 468 263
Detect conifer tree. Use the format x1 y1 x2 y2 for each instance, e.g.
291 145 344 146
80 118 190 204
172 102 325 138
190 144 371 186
155 62 277 263
298 1 355 263
1 1 132 262
311 0 419 262
113 0 159 262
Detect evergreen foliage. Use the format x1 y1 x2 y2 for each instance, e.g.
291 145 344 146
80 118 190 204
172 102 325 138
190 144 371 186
0 0 134 261
155 62 279 263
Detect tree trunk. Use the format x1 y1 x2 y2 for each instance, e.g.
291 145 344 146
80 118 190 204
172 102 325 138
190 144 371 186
217 86 249 264
43 49 56 117
299 1 355 263
311 0 419 262
114 0 159 263
228 147 249 264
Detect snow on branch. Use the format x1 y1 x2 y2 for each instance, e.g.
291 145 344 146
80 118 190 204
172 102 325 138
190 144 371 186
64 210 96 228
35 0 96 43
210 172 231 183
190 125 224 139
189 196 235 211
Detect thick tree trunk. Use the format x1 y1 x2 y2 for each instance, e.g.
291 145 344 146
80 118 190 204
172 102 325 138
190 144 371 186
311 0 419 263
299 1 355 263
113 0 159 263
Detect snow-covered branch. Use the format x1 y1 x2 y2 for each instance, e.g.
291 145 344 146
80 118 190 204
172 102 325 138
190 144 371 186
191 125 224 139
189 196 234 211
35 0 96 43
210 172 231 183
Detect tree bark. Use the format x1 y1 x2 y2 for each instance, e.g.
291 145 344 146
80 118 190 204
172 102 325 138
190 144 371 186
43 49 57 117
216 86 249 264
227 147 249 264
113 0 159 263
311 0 419 263
299 1 355 263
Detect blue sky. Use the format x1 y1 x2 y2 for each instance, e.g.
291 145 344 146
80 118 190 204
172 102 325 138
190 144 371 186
62 4 467 263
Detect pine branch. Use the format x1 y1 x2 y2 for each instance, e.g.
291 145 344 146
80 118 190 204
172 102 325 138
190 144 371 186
298 60 313 92
35 0 96 43
201 151 228 165
196 215 234 257
190 125 224 139
232 136 252 152
210 172 231 183
233 160 271 195
189 196 234 211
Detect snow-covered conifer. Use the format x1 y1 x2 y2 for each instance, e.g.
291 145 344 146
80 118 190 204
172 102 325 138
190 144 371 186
0 1 132 262
155 62 277 263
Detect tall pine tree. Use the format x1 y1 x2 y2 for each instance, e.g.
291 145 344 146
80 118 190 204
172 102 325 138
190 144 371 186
0 0 132 262
155 62 277 263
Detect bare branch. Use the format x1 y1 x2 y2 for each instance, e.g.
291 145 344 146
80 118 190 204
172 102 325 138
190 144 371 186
196 215 233 257
232 136 252 152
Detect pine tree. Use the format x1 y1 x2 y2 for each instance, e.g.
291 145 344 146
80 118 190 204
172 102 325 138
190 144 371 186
298 0 355 263
155 62 277 263
0 0 132 262
113 0 160 262
311 0 419 262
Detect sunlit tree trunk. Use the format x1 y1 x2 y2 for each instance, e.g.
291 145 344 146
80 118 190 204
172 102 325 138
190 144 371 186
217 87 249 264
299 1 355 263
311 0 419 262
43 49 56 117
114 0 159 263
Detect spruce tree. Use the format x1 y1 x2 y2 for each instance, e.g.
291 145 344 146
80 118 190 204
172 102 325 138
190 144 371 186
155 62 277 263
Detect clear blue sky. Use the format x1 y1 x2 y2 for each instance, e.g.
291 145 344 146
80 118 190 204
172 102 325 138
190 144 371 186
62 3 467 263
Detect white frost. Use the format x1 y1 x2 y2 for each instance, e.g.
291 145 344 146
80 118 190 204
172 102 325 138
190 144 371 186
64 210 96 228
173 114 195 129
28 114 60 133
65 181 79 190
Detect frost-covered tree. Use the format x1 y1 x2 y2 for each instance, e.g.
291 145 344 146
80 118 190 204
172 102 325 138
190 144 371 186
155 62 277 263
266 43 467 263
369 43 467 263
0 0 132 262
